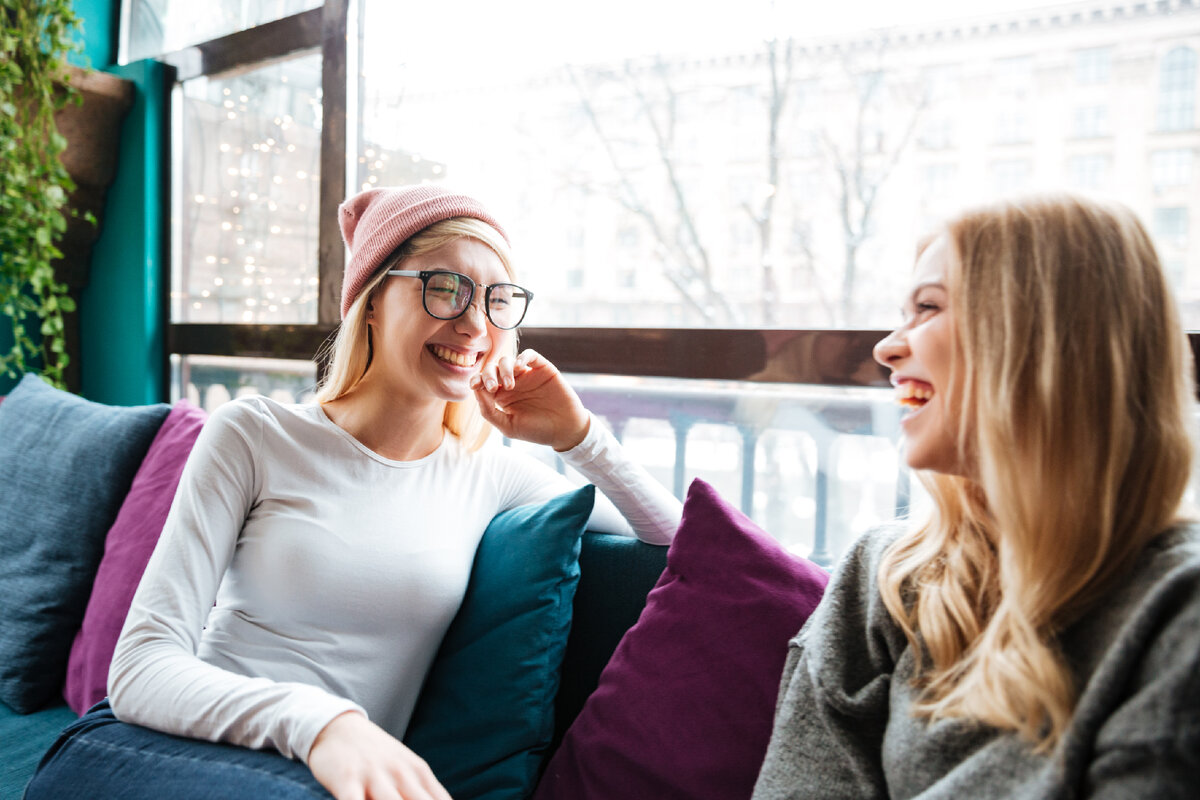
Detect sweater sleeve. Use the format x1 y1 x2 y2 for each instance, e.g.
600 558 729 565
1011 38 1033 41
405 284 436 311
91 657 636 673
107 399 363 763
1084 560 1200 799
490 413 680 544
752 526 908 800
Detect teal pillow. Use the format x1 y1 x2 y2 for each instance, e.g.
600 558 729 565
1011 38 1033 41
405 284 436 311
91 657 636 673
0 374 169 713
405 484 596 800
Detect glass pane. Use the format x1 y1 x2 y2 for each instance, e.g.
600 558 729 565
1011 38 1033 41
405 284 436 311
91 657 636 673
539 375 909 567
121 0 322 63
171 354 318 411
357 0 1200 329
172 54 322 324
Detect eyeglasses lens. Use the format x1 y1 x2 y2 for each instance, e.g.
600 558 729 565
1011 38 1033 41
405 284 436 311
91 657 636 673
487 284 528 329
424 272 472 319
420 272 529 329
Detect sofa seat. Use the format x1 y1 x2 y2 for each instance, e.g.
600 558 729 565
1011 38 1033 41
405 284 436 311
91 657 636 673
1 699 77 798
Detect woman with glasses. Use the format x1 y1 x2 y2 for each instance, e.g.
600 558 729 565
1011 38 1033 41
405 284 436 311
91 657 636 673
752 193 1200 798
27 185 682 800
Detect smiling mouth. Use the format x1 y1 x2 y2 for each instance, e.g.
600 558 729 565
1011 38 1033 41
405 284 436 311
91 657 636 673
896 381 934 409
429 344 479 368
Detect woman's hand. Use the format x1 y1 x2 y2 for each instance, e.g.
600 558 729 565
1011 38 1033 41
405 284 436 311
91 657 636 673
471 349 590 452
308 711 452 800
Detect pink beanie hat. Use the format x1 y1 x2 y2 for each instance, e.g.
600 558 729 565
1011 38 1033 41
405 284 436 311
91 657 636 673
338 184 509 319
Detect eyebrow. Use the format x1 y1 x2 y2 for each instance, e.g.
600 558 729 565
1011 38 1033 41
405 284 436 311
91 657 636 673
906 280 946 303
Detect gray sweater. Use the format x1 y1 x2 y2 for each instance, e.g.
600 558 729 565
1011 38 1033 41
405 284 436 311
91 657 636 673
752 523 1200 799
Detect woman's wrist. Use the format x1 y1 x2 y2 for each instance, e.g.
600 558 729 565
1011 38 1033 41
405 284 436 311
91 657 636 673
553 414 591 453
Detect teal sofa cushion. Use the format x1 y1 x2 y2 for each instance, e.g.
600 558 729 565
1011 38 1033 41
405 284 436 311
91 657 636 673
0 700 77 800
405 484 595 800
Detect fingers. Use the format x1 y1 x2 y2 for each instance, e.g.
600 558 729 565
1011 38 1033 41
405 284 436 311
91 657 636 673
472 348 545 394
471 354 513 392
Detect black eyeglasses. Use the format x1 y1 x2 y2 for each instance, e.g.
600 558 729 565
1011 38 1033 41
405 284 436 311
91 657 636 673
387 270 533 330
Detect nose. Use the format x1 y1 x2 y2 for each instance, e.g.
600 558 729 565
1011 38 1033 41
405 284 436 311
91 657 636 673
873 327 909 369
454 299 489 336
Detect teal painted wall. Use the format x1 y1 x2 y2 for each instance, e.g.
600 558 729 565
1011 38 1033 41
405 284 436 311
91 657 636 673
70 0 118 69
71 0 168 405
1 1 166 404
79 58 168 406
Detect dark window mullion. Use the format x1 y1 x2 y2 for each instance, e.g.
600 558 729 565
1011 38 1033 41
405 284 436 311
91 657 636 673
318 0 350 328
159 7 325 82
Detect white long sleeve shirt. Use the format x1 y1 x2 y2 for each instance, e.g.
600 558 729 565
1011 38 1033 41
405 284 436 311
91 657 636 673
108 396 680 763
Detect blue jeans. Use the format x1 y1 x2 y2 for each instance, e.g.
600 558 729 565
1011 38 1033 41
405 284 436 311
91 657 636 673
25 700 333 799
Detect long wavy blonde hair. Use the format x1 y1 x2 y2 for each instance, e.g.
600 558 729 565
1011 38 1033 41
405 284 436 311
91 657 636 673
314 217 517 451
878 193 1194 750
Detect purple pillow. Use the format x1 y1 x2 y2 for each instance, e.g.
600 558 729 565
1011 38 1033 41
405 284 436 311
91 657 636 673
63 400 207 714
534 478 829 800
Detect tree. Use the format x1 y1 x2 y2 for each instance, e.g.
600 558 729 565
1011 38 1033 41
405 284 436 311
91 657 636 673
565 32 925 329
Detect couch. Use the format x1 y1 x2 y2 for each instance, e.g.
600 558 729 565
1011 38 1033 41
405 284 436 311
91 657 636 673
0 374 828 800
0 375 668 798
0 533 666 799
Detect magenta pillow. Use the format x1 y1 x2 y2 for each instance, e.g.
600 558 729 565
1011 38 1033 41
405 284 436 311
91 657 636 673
534 478 829 800
63 400 207 714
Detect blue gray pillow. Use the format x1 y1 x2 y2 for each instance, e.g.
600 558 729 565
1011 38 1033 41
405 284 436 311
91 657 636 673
0 374 169 713
405 484 595 800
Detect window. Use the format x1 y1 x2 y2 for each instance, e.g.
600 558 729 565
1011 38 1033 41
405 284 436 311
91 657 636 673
135 1 1200 569
921 163 958 199
1154 206 1189 248
1073 105 1109 139
1158 46 1197 132
919 116 955 150
1075 46 1112 85
994 56 1034 95
1150 149 1195 190
173 57 323 324
1066 154 1110 190
121 0 322 63
994 108 1031 144
991 159 1033 194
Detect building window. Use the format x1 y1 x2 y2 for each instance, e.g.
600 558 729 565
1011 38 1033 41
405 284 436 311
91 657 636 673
1150 148 1194 190
921 163 958 199
991 159 1033 195
994 109 1030 144
1157 46 1197 132
1153 206 1189 249
1075 46 1112 85
919 116 955 150
994 56 1033 95
1067 154 1110 190
1072 105 1109 138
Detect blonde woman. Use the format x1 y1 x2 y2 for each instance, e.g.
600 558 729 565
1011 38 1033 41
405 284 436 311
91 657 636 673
28 185 681 800
753 194 1200 798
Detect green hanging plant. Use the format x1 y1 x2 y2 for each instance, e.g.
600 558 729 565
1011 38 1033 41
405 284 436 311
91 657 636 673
0 0 88 389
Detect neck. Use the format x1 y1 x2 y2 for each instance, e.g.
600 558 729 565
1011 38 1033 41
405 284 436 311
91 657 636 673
321 376 448 461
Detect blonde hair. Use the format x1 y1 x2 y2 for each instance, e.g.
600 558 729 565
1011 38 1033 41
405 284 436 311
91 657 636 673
878 193 1194 750
314 217 517 451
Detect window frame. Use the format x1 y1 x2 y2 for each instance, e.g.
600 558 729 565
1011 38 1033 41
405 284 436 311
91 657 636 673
160 1 1200 399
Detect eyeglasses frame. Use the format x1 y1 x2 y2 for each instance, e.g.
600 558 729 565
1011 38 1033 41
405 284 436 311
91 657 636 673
386 269 534 330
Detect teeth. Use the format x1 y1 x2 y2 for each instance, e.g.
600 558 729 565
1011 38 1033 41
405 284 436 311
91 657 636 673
895 382 934 408
430 345 476 368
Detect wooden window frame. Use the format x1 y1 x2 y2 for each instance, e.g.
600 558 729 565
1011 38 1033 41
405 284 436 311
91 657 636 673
161 1 1200 396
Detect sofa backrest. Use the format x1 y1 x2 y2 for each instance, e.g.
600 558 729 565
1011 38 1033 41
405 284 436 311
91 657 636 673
553 532 668 745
